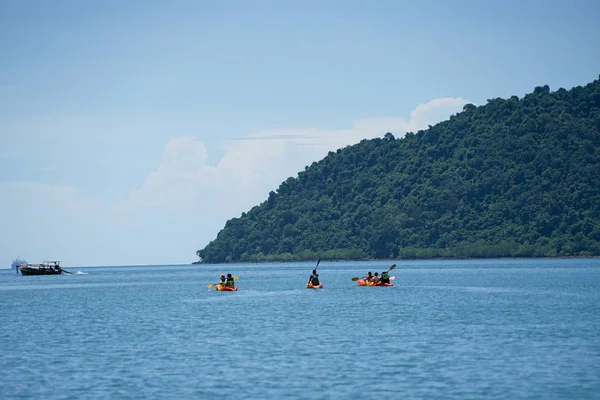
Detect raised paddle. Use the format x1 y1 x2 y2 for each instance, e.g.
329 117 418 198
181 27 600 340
308 259 322 285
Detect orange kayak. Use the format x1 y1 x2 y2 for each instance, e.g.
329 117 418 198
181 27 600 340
215 284 238 291
357 279 393 287
306 282 323 289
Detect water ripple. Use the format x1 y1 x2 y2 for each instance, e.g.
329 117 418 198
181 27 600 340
1 260 599 399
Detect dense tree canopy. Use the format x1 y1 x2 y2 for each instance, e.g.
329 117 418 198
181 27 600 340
197 76 600 263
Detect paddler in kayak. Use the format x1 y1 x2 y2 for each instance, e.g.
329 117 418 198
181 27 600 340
224 273 236 288
212 274 227 288
363 271 374 282
380 270 390 284
371 272 380 284
308 270 320 287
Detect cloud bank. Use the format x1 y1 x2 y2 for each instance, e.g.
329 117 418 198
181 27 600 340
0 97 467 266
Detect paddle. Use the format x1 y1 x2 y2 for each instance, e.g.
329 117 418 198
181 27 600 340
207 275 238 289
351 276 375 286
307 259 322 285
60 268 72 275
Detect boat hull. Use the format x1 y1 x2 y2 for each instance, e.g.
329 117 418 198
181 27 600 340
19 267 62 276
306 282 323 289
357 279 393 287
215 284 238 291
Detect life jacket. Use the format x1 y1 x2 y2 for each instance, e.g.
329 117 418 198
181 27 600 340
225 277 235 287
381 272 389 281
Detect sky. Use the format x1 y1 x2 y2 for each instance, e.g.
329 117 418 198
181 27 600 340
1 0 599 267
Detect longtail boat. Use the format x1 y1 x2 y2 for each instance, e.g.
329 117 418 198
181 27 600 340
18 261 69 276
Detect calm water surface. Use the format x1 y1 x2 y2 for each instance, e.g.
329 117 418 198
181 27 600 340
1 259 599 399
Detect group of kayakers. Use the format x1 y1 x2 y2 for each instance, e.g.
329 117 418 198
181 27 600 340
362 270 390 284
218 273 236 288
211 264 395 289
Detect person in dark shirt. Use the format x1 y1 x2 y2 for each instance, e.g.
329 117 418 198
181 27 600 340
308 269 320 286
380 271 390 284
225 273 235 287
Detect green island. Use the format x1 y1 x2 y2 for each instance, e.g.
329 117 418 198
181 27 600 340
196 76 600 263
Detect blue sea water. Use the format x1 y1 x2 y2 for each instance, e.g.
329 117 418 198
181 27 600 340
1 259 599 399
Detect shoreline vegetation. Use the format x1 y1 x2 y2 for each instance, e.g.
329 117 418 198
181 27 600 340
194 241 600 264
192 255 599 265
192 251 600 265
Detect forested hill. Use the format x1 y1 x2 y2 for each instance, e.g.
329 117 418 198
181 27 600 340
197 76 600 263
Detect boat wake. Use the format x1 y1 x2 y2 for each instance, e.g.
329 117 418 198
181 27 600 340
75 271 88 275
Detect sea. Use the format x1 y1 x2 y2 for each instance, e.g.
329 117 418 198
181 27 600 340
1 258 599 399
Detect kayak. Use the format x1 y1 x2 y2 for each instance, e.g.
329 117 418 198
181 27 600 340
357 279 393 286
215 284 238 291
306 282 323 289
357 279 393 287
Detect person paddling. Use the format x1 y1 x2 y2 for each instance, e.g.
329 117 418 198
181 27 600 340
380 270 390 284
371 272 380 284
224 273 235 288
308 269 320 286
363 271 373 282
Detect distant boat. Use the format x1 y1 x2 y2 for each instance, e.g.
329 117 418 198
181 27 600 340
18 261 70 276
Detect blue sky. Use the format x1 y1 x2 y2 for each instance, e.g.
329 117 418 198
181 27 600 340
1 0 599 267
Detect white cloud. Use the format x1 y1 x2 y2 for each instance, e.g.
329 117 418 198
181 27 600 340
0 97 468 267
407 97 469 129
124 136 213 209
